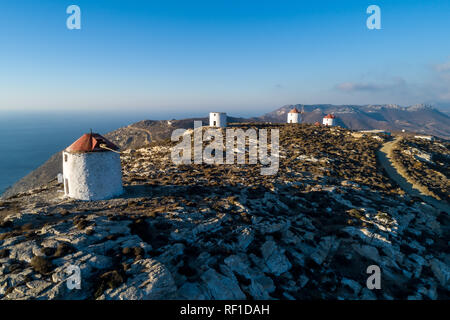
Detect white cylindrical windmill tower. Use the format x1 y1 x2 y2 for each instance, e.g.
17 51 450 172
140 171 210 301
209 112 227 128
322 114 336 126
287 107 302 124
62 132 123 201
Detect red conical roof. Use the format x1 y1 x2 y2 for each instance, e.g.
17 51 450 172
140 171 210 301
289 108 300 114
324 114 336 119
66 133 119 153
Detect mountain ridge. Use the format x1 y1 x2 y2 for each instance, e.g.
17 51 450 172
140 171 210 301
2 104 449 199
257 104 450 138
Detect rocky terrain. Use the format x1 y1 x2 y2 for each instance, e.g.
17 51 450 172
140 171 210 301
390 137 450 203
259 104 450 139
1 117 256 199
3 104 449 199
0 124 448 300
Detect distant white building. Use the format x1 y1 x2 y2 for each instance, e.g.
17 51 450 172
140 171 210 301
414 135 435 141
62 133 123 201
209 112 227 128
360 129 391 136
322 114 336 126
287 108 301 124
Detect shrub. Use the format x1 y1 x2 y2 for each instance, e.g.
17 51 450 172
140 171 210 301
0 248 10 258
53 242 76 258
30 256 53 274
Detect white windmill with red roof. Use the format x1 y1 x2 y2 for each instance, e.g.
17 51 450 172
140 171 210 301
62 132 123 200
322 114 336 126
287 107 302 124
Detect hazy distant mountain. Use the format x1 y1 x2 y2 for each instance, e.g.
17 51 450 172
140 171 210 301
259 104 450 139
106 116 256 150
425 101 450 114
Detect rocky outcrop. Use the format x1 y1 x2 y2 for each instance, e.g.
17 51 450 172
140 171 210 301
100 259 176 300
0 124 448 300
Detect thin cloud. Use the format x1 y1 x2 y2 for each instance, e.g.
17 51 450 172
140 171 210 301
336 82 382 92
334 59 450 108
335 78 406 93
434 61 450 73
434 60 450 81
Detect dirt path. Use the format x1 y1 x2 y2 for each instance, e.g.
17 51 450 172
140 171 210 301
377 137 450 213
129 126 153 145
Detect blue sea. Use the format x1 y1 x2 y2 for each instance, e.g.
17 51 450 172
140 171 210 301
0 110 206 196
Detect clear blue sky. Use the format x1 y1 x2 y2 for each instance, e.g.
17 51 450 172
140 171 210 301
0 0 449 116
